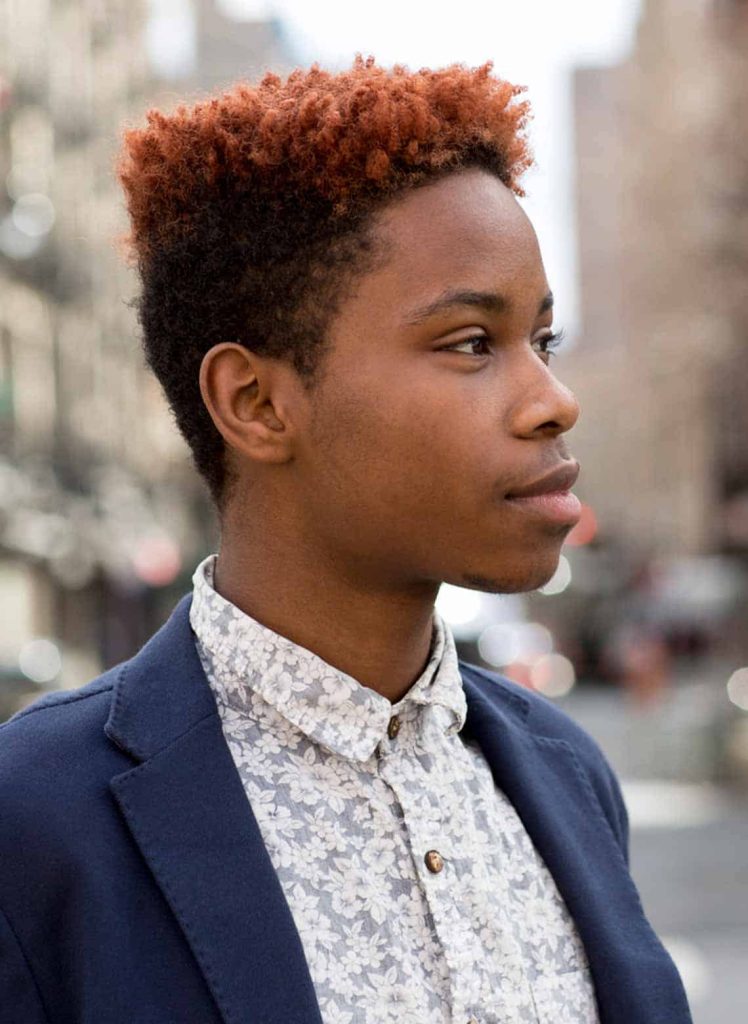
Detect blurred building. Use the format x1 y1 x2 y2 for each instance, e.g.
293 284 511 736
0 0 297 696
519 0 748 687
565 0 748 559
194 0 296 91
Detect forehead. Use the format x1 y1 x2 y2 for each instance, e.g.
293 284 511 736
367 168 546 308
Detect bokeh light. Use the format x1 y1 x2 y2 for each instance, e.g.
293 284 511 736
538 555 572 595
18 638 62 684
727 667 748 711
529 653 576 697
11 193 55 236
131 534 182 587
563 502 598 547
435 584 484 627
478 622 553 668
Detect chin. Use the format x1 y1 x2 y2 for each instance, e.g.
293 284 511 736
460 550 563 595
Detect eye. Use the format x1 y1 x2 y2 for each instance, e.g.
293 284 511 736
533 327 566 362
438 327 567 360
439 334 492 356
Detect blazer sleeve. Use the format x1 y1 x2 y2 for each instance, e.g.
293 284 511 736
572 730 632 870
0 904 50 1024
602 756 631 869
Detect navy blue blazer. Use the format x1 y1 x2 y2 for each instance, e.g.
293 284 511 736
0 592 693 1024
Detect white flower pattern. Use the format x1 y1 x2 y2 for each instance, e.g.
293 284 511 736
189 554 600 1024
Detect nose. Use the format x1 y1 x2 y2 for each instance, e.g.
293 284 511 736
511 361 581 439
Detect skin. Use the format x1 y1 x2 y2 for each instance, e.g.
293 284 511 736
199 168 581 702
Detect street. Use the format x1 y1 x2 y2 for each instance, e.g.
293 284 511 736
559 684 748 1023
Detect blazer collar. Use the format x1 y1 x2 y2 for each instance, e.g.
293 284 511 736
105 593 215 762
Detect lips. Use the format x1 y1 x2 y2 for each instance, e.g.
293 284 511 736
505 461 580 499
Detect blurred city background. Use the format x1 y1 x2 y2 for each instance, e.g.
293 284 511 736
1 0 747 1019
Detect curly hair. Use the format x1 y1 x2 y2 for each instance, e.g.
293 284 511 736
117 56 533 513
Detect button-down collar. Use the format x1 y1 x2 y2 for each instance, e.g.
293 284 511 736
189 553 467 762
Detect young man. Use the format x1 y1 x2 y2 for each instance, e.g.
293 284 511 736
0 59 692 1023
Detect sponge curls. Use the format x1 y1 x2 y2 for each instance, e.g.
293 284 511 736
118 56 533 510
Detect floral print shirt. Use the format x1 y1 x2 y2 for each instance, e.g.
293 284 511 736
189 553 600 1024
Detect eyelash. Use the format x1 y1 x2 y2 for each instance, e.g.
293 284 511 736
441 328 566 359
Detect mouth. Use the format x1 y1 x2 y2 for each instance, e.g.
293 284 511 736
504 490 582 525
504 460 582 526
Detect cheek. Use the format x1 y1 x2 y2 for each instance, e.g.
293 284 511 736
314 377 502 533
312 386 414 494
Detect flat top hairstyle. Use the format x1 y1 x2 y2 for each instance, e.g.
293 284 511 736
117 56 533 513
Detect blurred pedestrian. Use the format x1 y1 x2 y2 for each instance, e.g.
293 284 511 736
617 622 673 710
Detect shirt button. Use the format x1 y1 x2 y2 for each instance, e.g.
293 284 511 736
424 849 444 873
387 715 401 739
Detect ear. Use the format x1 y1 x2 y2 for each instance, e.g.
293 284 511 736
198 343 297 465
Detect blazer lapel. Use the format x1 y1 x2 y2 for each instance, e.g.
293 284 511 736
459 666 692 1024
105 594 323 1024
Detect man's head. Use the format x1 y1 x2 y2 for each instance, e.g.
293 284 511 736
119 57 580 594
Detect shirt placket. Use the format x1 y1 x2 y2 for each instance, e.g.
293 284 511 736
376 710 482 1024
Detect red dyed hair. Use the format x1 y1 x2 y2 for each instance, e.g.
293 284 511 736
120 56 532 260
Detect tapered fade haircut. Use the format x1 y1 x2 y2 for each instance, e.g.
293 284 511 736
118 56 533 513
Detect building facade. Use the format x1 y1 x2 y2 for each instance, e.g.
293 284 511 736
0 0 296 699
565 0 748 558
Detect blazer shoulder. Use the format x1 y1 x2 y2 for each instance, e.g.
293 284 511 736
0 666 120 743
461 659 609 760
0 665 125 829
460 660 630 855
8 669 115 714
0 664 139 955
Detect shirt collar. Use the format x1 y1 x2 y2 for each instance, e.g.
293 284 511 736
188 553 467 762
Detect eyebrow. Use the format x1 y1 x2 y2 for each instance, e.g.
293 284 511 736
402 288 554 326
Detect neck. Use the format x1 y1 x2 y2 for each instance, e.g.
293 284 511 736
213 518 440 705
